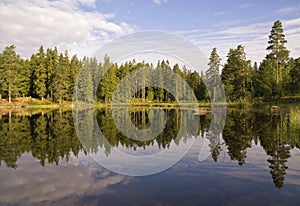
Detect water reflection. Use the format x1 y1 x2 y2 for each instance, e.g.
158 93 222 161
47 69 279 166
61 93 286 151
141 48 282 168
221 109 299 188
0 106 300 188
0 111 82 168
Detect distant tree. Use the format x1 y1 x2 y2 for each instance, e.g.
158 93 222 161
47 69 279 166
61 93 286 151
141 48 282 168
0 45 21 103
115 62 132 102
187 70 204 100
76 57 93 103
18 59 31 97
206 48 221 101
45 47 58 100
267 20 289 86
161 60 171 101
172 63 182 100
98 55 119 103
34 45 47 100
288 58 300 96
100 63 119 103
53 52 69 103
69 54 82 102
89 57 99 98
154 60 164 101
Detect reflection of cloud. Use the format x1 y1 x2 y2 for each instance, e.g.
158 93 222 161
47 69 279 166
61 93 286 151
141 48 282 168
0 152 133 205
90 136 197 176
171 138 300 187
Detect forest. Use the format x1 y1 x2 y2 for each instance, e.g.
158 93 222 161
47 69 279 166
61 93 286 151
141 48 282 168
0 20 300 104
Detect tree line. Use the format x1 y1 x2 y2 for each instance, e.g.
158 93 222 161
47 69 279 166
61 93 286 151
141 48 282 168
208 20 300 102
0 20 299 103
0 45 207 103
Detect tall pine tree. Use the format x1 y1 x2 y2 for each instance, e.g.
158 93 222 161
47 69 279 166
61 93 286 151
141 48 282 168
267 20 289 86
206 48 221 101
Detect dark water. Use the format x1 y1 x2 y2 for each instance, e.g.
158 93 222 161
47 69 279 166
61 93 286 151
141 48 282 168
1 106 300 205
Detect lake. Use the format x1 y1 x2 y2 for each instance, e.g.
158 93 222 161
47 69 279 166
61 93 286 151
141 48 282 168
1 105 300 205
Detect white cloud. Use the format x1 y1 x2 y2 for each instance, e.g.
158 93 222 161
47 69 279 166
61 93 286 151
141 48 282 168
277 5 300 14
77 0 97 8
213 11 227 16
153 0 168 5
0 0 134 58
176 18 300 65
238 3 255 9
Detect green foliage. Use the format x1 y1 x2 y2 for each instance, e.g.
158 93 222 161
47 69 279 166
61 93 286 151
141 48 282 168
266 20 290 87
34 45 47 99
0 45 22 103
70 54 82 101
221 45 252 101
99 63 119 103
76 57 94 103
206 48 221 101
253 58 275 99
289 58 300 95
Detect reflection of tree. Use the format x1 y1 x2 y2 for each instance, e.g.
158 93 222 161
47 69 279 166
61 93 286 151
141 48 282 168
206 111 225 162
0 111 82 168
1 107 300 190
207 132 222 162
95 108 201 155
267 144 290 188
222 110 253 165
259 114 291 188
0 115 31 168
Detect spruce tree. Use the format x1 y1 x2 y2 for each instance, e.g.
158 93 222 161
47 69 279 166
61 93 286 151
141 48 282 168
45 47 58 100
206 48 221 101
69 54 82 102
289 58 300 95
0 45 21 103
34 45 47 100
221 45 251 101
53 53 68 103
76 57 93 103
267 20 289 85
253 59 275 99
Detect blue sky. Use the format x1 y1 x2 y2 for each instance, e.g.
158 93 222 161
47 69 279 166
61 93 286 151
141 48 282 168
0 0 300 63
97 0 299 30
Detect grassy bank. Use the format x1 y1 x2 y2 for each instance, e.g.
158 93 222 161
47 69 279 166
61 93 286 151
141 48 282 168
0 97 73 109
2 96 300 110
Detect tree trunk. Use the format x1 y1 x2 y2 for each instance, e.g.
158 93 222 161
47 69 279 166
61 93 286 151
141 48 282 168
214 65 216 102
8 83 11 104
9 110 12 131
243 66 246 101
276 57 279 85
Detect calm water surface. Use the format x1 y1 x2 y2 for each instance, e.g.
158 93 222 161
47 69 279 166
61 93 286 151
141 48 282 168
1 106 300 205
